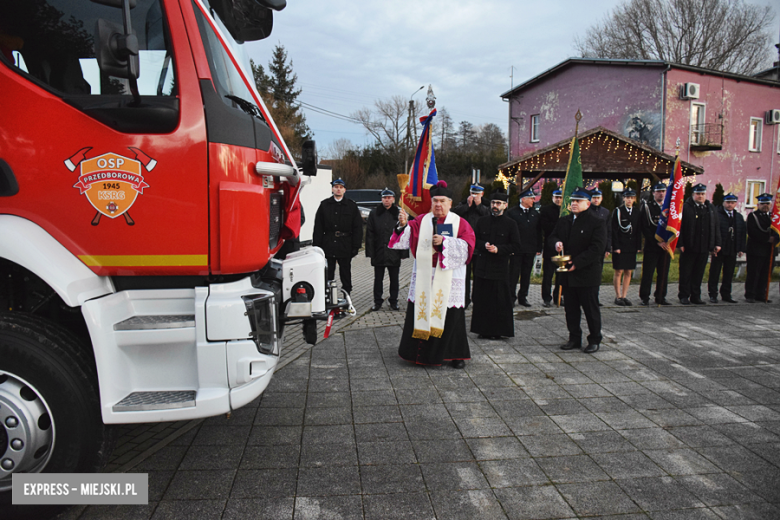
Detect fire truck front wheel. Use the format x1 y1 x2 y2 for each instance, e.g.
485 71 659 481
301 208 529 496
0 313 112 516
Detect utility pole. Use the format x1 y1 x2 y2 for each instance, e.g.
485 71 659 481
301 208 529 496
405 86 424 175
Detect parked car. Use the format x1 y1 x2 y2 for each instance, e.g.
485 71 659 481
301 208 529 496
345 189 384 222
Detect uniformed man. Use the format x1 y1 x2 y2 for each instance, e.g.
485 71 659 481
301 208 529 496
507 189 542 307
589 188 611 307
744 193 778 303
312 178 363 295
639 183 672 306
366 188 409 311
708 193 746 303
453 184 489 308
678 183 721 305
471 190 521 338
540 189 563 307
550 188 607 354
589 189 612 252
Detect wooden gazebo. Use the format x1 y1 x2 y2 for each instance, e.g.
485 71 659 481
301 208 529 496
498 127 704 191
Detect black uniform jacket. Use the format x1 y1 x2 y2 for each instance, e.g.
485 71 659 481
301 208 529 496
716 206 746 257
639 199 662 250
540 203 561 259
365 204 409 267
506 205 542 254
312 196 363 258
589 204 612 252
549 209 607 287
678 198 720 253
610 205 641 253
453 199 489 232
746 209 778 256
473 214 521 280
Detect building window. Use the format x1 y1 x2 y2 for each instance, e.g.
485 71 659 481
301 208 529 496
690 103 705 145
749 118 762 152
530 115 540 143
746 180 765 208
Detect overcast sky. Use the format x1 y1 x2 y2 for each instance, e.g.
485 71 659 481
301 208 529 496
245 0 778 157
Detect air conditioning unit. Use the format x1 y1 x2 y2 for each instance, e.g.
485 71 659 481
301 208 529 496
681 82 700 100
765 109 780 125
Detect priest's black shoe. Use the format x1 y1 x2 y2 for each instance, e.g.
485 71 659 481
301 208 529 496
709 296 718 303
542 301 552 308
451 360 465 369
640 298 649 306
390 302 400 311
745 298 756 303
722 296 737 303
518 299 531 307
370 303 382 312
690 298 706 305
583 343 600 354
560 341 581 351
656 299 672 306
679 297 690 305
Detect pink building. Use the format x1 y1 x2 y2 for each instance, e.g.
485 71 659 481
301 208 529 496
501 58 780 211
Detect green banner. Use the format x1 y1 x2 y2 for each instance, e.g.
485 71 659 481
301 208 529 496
560 136 583 217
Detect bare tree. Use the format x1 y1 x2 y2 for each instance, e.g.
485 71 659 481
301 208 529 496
351 96 422 174
574 0 775 75
323 138 355 161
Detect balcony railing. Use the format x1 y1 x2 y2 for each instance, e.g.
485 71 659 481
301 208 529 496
690 123 723 151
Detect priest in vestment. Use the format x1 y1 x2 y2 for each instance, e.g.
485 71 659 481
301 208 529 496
389 181 476 368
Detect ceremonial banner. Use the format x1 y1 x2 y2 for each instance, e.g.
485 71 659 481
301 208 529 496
560 136 583 217
399 109 438 218
655 156 685 258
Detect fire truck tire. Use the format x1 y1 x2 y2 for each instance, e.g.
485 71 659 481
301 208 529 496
0 312 113 519
303 319 317 345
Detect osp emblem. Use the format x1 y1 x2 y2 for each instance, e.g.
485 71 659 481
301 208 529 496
66 147 156 225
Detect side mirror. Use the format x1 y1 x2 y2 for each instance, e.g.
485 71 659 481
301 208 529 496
209 0 274 42
301 140 318 176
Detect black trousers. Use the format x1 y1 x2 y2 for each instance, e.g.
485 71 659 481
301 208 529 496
678 251 709 300
562 285 602 345
373 266 400 305
744 250 774 301
327 257 353 294
509 253 535 303
541 258 561 303
639 244 670 301
464 262 474 307
708 253 737 299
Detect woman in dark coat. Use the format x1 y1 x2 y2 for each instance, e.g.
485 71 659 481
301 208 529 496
611 189 641 305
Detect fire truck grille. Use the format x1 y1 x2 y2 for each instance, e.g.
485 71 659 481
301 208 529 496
269 192 283 249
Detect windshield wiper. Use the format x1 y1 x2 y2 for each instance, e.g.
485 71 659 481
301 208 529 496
225 95 266 122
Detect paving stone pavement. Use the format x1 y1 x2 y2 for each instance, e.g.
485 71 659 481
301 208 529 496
59 251 780 519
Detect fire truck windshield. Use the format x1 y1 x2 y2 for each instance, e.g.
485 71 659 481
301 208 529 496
195 1 265 120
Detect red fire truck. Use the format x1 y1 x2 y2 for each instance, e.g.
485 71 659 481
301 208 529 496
0 0 350 503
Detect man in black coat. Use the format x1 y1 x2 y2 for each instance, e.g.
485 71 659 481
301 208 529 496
540 189 563 307
366 188 409 311
550 188 607 354
708 193 746 303
470 191 521 339
507 189 542 307
453 185 489 307
744 193 778 303
639 183 672 306
678 183 721 305
312 178 363 294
